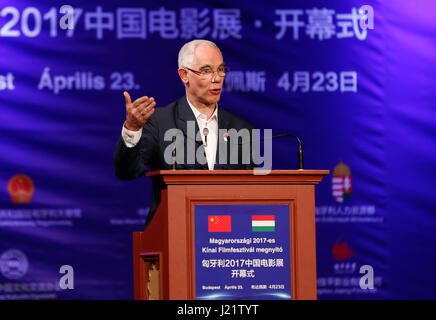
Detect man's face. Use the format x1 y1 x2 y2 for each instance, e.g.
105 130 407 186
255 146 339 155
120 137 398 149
183 45 225 107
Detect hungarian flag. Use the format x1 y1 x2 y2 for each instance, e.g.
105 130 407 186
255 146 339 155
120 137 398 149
252 215 275 232
208 215 231 232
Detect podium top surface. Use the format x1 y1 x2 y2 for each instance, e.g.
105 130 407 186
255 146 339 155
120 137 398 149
146 170 330 185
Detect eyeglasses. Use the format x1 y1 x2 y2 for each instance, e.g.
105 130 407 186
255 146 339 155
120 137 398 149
184 66 230 79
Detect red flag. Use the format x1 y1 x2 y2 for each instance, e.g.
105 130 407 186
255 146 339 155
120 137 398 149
208 215 231 232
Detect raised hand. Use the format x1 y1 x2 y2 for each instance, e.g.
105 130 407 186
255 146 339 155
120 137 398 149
123 91 156 131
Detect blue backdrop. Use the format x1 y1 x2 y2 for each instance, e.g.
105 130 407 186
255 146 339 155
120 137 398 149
0 0 434 299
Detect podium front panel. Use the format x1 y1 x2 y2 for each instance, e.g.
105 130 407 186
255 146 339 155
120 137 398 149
135 171 328 300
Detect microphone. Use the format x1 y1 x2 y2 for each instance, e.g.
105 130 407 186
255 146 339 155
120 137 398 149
222 132 229 142
263 133 304 170
225 131 304 170
203 127 209 147
172 136 176 170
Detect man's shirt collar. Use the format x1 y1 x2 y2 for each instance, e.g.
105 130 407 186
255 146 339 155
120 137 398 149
186 96 218 122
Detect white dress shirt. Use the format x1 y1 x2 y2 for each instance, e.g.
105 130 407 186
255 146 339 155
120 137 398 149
121 97 219 170
186 97 218 170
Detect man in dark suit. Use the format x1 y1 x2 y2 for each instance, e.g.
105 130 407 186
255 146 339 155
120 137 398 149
114 39 256 229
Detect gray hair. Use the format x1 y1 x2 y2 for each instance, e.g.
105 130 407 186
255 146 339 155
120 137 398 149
178 39 220 68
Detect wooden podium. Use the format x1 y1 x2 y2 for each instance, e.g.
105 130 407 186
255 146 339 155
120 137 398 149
133 170 328 300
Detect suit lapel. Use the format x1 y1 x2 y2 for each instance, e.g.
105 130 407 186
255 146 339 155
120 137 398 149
214 108 231 169
175 96 202 146
175 96 231 170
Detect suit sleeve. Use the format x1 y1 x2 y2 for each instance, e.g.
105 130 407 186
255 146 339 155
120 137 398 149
113 115 159 180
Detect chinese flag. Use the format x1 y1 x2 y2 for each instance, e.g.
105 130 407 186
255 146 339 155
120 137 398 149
208 215 231 232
